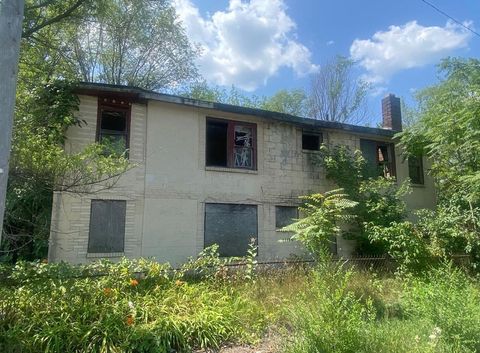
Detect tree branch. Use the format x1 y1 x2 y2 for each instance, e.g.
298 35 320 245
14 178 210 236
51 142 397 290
22 0 87 38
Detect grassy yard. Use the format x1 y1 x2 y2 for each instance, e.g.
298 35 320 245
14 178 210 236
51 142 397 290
1 258 479 353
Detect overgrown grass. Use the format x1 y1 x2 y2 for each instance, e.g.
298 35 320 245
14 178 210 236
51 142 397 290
0 258 479 353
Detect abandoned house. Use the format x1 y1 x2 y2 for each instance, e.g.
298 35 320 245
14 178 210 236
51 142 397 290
48 83 436 265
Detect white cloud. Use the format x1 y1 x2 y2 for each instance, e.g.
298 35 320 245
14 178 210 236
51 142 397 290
350 20 472 83
326 40 334 46
173 0 318 91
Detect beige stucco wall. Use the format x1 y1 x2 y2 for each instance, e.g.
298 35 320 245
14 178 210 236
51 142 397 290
49 94 436 265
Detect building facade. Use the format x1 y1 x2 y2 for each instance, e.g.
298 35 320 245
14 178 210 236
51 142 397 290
48 83 436 265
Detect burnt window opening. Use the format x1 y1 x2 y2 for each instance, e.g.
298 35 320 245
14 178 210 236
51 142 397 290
360 139 396 178
97 99 130 156
206 120 228 167
275 206 298 229
408 155 424 185
88 200 126 253
206 118 256 170
204 203 258 257
302 132 322 151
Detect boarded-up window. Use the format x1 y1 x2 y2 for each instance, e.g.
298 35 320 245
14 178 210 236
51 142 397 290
88 200 126 253
408 155 424 185
204 203 258 257
360 139 396 178
275 206 298 229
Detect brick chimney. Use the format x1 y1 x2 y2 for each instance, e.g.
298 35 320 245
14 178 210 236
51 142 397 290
382 94 402 131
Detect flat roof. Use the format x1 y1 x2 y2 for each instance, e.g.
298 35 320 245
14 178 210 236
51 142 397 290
76 82 396 138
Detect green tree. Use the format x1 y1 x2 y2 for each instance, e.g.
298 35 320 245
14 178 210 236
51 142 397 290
261 89 307 116
28 0 199 90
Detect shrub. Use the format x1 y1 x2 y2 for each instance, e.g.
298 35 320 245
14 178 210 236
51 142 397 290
281 189 357 261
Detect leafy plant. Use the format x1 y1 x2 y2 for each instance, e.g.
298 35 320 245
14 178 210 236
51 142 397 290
281 189 357 260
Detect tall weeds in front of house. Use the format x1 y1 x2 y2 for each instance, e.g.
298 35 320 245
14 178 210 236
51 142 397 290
1 253 480 353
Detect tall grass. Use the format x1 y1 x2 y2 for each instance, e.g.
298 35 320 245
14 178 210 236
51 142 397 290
1 258 479 353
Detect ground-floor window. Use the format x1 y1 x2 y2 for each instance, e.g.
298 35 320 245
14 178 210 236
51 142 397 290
275 206 298 229
204 203 258 257
88 200 126 253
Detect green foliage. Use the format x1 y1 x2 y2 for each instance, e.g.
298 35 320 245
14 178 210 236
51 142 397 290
398 57 480 268
285 264 376 353
314 144 409 255
281 189 357 260
3 80 130 261
286 264 480 353
0 258 264 353
401 265 480 351
260 89 308 116
366 221 429 274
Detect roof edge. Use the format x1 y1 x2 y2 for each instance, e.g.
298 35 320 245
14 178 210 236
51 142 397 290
75 82 396 138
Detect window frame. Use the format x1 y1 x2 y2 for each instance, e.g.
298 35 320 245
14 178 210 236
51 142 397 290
360 138 397 178
206 117 257 170
408 155 425 185
302 131 323 151
96 97 132 154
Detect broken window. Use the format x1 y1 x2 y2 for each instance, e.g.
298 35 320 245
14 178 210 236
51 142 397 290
408 155 424 185
204 203 258 257
360 139 396 178
302 132 322 151
275 206 298 229
88 200 126 253
97 98 130 155
206 118 256 170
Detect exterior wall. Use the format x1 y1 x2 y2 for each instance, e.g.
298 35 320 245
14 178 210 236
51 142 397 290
49 95 437 265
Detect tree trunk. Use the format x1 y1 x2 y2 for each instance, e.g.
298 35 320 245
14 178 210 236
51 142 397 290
0 0 24 247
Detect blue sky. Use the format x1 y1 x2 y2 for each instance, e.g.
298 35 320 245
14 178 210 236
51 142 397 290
173 0 479 125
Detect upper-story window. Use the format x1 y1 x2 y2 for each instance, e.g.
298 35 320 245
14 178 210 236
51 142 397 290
408 155 424 185
360 138 396 178
302 131 322 151
97 98 131 156
206 118 257 170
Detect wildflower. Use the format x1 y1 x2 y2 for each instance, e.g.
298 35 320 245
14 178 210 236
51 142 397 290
126 315 134 326
128 301 135 310
175 279 185 287
130 278 139 287
103 287 112 296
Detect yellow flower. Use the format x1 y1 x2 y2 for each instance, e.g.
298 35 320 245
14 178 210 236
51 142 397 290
175 279 185 287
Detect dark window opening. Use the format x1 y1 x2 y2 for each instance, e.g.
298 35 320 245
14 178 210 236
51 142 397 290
206 120 228 167
204 203 258 257
360 139 396 178
97 99 130 156
302 133 322 151
88 200 126 253
408 155 424 185
275 206 298 229
206 118 256 170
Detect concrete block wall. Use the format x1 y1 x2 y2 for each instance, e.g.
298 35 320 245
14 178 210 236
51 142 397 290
49 95 437 265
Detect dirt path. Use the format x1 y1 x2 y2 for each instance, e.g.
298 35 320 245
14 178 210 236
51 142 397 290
196 332 282 353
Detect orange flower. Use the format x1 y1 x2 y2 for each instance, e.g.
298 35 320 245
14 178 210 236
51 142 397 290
175 279 185 287
103 287 112 296
130 278 139 287
126 315 134 326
